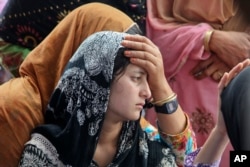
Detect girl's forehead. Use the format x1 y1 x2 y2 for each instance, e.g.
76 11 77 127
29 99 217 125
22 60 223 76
128 63 146 73
126 64 147 74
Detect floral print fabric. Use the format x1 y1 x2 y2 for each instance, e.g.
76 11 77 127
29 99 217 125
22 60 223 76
0 0 146 50
141 115 220 167
19 31 177 167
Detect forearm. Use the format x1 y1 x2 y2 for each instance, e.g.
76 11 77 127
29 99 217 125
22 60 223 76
209 30 250 68
157 107 186 134
221 66 250 150
152 83 186 134
194 127 229 164
159 113 196 167
147 23 213 78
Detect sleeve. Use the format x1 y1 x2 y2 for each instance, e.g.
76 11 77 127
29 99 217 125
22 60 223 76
140 116 160 141
18 133 65 166
157 113 197 167
184 148 221 167
145 0 224 78
141 113 197 167
18 144 52 166
147 22 213 78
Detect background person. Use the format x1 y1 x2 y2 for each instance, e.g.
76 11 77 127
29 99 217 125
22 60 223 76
221 61 250 151
18 31 195 167
0 3 143 166
145 1 250 166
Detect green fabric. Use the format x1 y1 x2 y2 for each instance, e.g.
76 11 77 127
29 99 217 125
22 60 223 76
0 42 30 56
0 42 30 77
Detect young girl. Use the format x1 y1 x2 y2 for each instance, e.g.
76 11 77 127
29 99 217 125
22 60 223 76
18 30 233 167
0 3 143 166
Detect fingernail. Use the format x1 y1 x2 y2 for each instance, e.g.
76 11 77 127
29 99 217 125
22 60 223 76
124 50 131 55
130 58 137 62
193 71 203 77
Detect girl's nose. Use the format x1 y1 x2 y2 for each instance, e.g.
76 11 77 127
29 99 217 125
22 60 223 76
141 82 151 99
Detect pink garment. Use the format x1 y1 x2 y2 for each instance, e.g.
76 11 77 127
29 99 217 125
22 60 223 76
146 0 235 29
146 21 216 147
145 1 234 167
0 0 7 13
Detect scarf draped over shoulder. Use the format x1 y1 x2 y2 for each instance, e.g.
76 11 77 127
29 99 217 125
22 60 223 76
19 31 177 167
147 0 235 30
0 3 137 166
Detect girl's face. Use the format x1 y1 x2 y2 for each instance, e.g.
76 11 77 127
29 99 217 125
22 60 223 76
107 64 151 121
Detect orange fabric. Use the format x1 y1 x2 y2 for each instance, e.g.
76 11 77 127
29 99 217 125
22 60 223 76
147 0 235 29
0 3 135 166
140 117 151 129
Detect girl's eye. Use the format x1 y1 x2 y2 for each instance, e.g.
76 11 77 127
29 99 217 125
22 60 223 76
132 76 141 82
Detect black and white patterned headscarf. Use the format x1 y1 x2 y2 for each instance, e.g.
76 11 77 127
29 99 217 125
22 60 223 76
22 31 176 167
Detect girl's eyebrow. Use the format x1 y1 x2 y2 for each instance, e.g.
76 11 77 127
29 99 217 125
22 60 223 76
132 70 147 75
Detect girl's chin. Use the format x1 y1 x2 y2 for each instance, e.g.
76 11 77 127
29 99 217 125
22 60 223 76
130 112 142 121
122 110 142 121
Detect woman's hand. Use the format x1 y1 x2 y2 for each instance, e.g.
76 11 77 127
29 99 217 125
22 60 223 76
210 30 250 68
218 59 250 89
192 30 250 82
122 34 186 134
121 34 172 99
193 59 250 164
191 55 230 82
215 59 250 134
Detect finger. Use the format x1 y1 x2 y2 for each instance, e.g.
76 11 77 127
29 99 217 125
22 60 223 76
122 35 161 58
124 49 159 74
202 56 230 81
212 71 224 82
221 60 250 86
192 58 213 79
130 57 154 68
130 57 160 91
195 58 227 81
246 34 250 41
228 62 243 77
218 72 229 92
124 50 157 66
209 62 230 82
122 39 147 51
124 34 158 49
122 39 160 60
225 62 244 83
204 62 219 76
241 59 250 67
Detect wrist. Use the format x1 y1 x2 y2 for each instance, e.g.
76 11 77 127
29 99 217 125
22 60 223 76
153 93 179 114
152 93 177 106
151 82 173 101
208 30 220 52
204 29 214 52
213 125 228 139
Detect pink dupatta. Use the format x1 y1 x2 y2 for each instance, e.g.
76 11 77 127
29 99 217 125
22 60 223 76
146 1 236 166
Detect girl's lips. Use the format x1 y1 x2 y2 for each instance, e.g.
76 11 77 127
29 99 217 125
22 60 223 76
136 103 145 110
